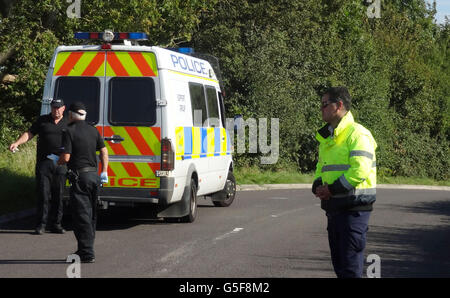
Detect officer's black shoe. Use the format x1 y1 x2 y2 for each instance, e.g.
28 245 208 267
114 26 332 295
80 256 95 263
50 226 66 234
67 253 95 263
35 226 45 235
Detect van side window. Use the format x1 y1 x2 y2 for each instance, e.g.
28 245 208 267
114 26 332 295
109 77 157 126
189 83 207 127
218 92 226 128
54 77 100 125
205 86 220 127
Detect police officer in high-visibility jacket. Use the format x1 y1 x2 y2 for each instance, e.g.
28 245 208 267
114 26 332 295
312 87 377 278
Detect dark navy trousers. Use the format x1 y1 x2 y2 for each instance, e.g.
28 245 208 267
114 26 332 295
326 210 371 278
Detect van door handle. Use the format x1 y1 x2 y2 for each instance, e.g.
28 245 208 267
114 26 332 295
104 135 125 144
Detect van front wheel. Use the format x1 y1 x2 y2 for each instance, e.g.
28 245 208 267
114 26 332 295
212 171 236 207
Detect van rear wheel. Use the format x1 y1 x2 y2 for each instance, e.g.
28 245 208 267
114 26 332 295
212 171 236 207
181 178 197 223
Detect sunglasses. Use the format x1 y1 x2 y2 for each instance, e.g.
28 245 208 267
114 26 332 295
321 97 342 109
321 101 334 109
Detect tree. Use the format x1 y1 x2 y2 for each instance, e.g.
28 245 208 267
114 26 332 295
0 0 217 147
193 0 448 179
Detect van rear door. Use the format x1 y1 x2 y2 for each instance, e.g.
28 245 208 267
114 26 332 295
52 51 105 126
101 51 161 191
52 49 161 195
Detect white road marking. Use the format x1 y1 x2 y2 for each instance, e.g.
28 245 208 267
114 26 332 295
214 228 244 241
154 241 198 276
270 207 305 218
159 241 196 263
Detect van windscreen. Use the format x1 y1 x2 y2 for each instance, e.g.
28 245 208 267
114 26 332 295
54 77 100 125
109 77 157 126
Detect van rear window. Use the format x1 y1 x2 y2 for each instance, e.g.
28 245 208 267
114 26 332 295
109 77 157 126
54 77 100 125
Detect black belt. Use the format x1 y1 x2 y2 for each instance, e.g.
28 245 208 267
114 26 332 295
77 167 97 173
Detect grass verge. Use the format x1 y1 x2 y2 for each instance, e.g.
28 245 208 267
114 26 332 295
0 141 37 216
234 167 450 186
234 166 314 185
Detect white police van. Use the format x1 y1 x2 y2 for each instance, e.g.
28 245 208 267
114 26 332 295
40 30 236 222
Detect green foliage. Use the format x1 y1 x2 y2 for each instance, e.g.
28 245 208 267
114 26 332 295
194 0 449 181
235 167 450 186
0 140 36 215
235 166 314 185
0 0 217 149
0 0 448 182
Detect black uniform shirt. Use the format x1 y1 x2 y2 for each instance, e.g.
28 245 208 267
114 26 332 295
29 114 68 162
62 120 105 171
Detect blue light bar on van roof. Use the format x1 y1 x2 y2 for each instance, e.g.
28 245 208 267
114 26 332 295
74 32 148 41
178 47 194 54
168 47 195 54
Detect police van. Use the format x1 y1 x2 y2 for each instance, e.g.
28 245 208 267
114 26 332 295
40 30 236 222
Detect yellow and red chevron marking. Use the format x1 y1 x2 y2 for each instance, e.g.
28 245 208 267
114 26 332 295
98 125 161 189
54 51 105 76
102 161 160 188
106 52 158 77
53 51 158 77
103 126 161 156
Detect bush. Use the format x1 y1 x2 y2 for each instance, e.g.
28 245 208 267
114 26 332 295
194 0 449 181
0 0 448 184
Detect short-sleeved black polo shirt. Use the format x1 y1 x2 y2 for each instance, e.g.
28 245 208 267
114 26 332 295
62 120 105 171
29 114 68 162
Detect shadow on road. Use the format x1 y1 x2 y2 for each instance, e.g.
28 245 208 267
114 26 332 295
368 199 450 277
94 206 173 231
394 200 450 218
0 216 36 234
0 259 67 265
0 204 215 233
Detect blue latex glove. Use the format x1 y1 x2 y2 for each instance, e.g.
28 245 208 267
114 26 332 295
100 172 108 184
46 154 59 166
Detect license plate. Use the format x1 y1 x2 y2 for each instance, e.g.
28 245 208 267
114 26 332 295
156 170 170 177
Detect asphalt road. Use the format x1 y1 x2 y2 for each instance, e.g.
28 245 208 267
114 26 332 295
0 188 449 278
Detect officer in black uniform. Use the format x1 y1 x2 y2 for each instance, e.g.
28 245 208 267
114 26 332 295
58 102 108 263
9 99 68 235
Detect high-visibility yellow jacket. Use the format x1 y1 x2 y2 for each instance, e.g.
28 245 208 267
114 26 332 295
313 111 377 212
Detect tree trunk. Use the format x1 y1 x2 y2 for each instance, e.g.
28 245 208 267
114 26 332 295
0 0 16 18
0 46 15 66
